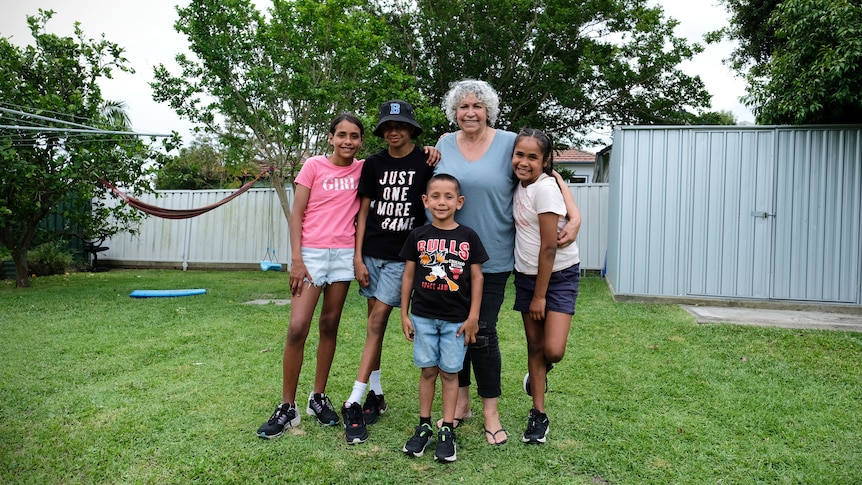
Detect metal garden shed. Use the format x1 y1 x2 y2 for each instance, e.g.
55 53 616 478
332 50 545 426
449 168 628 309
606 125 862 309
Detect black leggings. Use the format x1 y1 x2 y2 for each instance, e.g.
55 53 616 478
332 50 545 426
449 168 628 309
457 271 509 398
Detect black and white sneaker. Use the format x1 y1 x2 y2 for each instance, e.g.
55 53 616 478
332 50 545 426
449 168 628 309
342 401 368 444
362 390 387 425
522 408 550 444
523 363 554 396
434 426 457 462
257 403 300 439
403 423 434 457
307 392 339 426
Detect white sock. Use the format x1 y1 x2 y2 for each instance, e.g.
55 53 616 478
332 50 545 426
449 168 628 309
369 370 383 395
347 381 367 406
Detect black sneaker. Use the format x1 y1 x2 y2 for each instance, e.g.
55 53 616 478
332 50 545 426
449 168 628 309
362 391 387 425
522 408 550 444
434 426 457 462
307 392 339 426
342 401 368 444
403 423 434 457
257 403 300 439
523 363 554 396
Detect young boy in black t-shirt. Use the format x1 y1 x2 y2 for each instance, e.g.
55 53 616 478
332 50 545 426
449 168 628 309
340 100 437 445
399 174 488 463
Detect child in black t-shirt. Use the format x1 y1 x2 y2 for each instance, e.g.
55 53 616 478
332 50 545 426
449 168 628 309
399 174 488 462
340 100 437 445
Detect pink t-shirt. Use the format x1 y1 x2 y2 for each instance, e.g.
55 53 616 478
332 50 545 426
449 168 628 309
295 155 364 249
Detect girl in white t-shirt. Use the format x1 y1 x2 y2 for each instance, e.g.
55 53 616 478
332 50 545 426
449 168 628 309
257 113 365 439
511 128 581 445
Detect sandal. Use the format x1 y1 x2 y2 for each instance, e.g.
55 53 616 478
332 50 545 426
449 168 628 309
484 427 508 445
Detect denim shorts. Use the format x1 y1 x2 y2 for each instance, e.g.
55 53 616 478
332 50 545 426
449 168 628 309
301 247 355 286
513 263 580 315
357 256 405 307
411 315 468 374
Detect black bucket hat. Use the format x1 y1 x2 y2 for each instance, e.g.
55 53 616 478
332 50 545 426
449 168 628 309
373 100 423 138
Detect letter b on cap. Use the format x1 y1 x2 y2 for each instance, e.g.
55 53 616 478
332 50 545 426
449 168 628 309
390 103 401 115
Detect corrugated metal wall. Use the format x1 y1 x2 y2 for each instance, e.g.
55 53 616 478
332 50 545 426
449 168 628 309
100 185 610 271
773 129 862 302
688 129 776 299
571 184 609 271
102 188 292 269
608 125 862 306
606 127 703 296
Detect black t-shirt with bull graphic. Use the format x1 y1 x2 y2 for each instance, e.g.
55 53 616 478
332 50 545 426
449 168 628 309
399 223 488 323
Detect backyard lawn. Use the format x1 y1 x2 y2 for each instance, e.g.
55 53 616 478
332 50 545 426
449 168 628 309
1 270 860 484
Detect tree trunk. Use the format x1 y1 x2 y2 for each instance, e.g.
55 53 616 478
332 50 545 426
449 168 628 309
12 248 30 288
271 173 293 269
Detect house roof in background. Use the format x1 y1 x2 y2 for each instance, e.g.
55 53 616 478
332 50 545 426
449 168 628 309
555 148 595 163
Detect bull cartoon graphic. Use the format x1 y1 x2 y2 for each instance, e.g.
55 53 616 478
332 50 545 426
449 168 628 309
419 252 460 291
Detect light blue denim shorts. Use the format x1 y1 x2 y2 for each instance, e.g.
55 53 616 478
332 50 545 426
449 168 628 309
411 315 468 373
301 247 355 286
357 256 405 307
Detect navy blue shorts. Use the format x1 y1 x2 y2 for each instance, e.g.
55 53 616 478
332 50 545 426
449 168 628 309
513 264 580 315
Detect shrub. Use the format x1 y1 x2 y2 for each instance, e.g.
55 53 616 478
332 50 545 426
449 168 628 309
27 241 74 276
556 167 576 182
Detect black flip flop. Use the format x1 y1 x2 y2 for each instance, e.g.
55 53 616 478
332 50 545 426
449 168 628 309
484 428 508 445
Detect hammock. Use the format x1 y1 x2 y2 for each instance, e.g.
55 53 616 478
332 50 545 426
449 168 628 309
100 168 272 220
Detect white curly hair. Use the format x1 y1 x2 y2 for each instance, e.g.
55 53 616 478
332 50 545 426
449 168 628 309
442 79 501 127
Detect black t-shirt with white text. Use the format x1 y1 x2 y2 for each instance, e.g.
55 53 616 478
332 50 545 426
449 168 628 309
358 146 435 260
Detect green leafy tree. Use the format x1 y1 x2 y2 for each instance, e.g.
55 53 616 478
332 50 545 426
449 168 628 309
156 141 221 190
751 0 862 124
376 0 712 143
151 0 429 225
714 0 862 124
0 10 162 288
154 0 708 200
686 110 737 125
156 136 259 190
710 0 782 76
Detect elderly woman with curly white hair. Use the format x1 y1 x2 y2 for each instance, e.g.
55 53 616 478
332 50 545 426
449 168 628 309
433 79 580 445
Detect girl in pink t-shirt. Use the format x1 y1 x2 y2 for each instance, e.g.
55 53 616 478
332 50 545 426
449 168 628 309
258 113 365 438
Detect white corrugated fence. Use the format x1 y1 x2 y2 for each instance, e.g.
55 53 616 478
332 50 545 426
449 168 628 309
99 185 609 271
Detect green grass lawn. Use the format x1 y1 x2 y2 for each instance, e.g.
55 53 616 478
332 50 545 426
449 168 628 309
1 270 860 484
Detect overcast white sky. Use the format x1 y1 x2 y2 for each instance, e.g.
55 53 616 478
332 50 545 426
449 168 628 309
1 0 753 148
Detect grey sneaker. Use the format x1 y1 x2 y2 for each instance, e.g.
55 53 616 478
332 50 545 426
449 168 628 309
257 403 300 439
522 408 550 444
403 423 434 457
434 426 457 462
307 392 339 426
